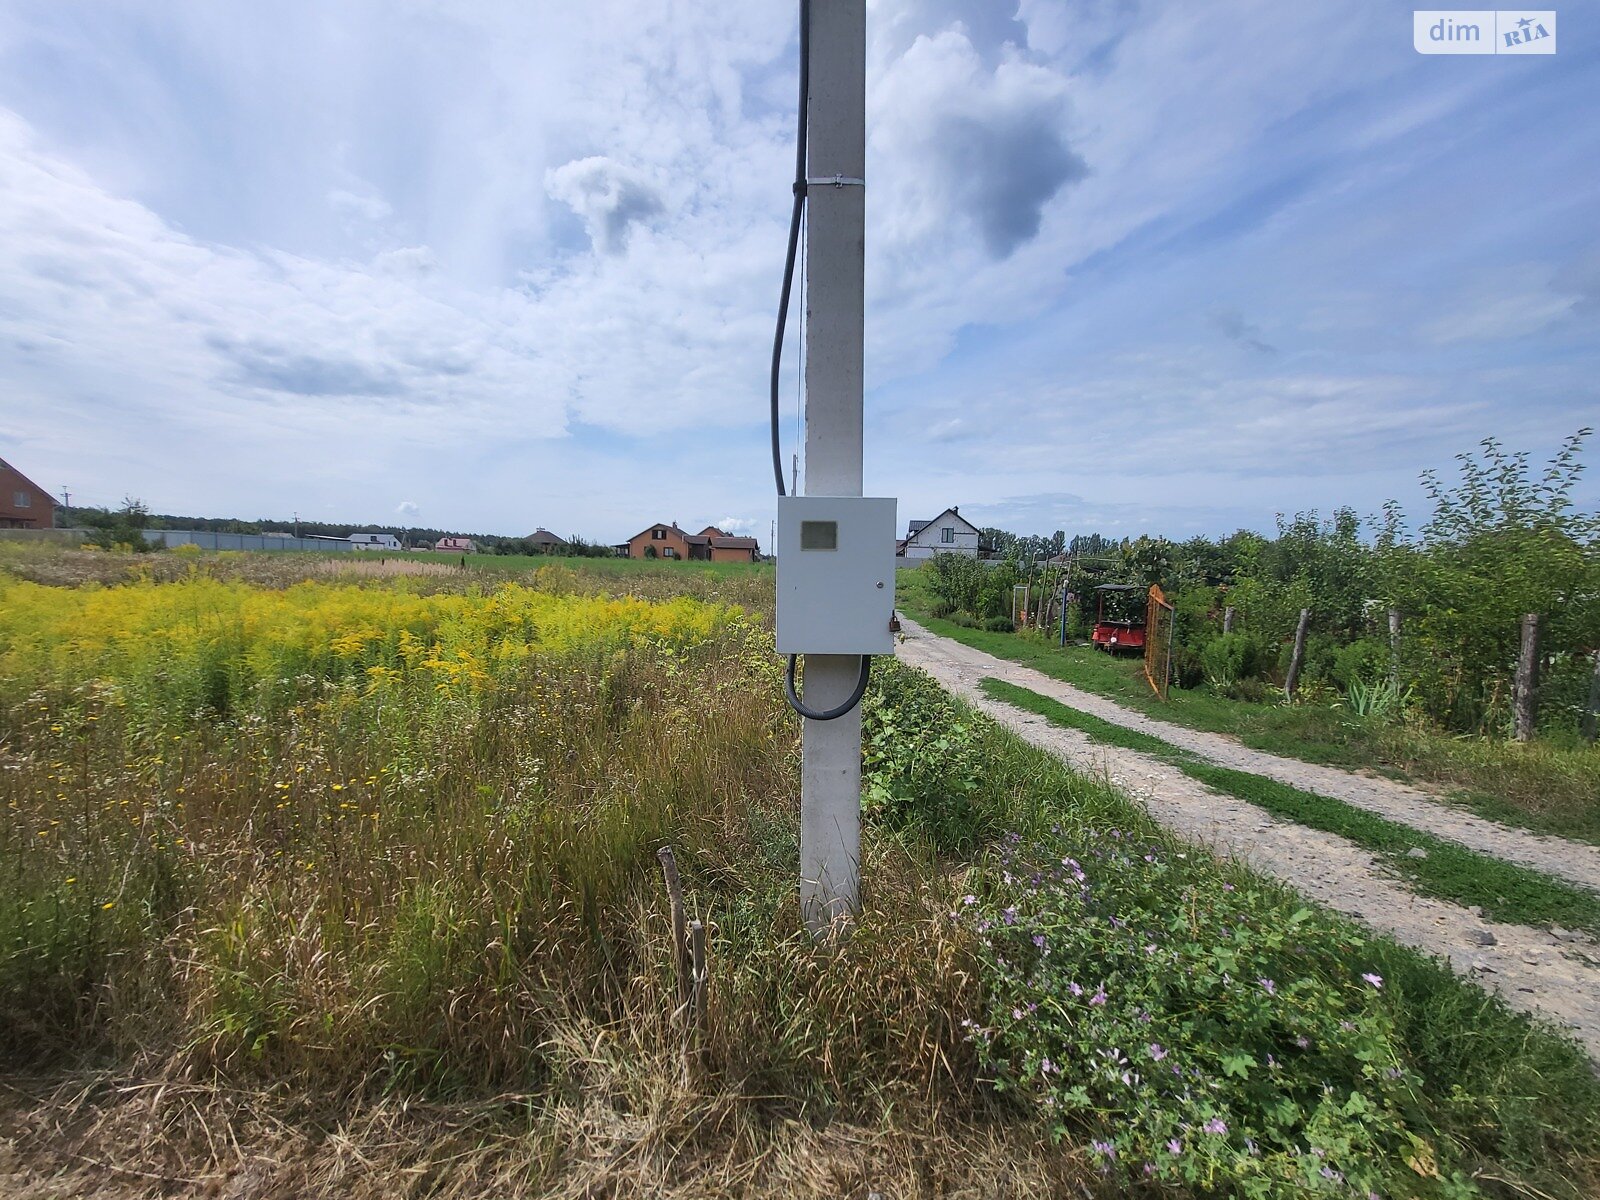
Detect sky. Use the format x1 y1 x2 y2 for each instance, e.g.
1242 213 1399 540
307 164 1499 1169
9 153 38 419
1 0 1596 547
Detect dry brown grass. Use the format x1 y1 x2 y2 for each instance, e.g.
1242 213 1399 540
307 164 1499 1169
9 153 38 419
0 1070 1086 1199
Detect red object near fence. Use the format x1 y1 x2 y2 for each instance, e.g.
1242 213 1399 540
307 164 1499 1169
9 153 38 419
1091 584 1146 654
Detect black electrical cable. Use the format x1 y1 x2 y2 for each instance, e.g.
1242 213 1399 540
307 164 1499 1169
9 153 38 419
770 0 810 497
772 0 872 724
785 652 872 722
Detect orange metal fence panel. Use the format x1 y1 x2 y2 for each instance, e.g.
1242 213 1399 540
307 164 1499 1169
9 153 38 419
1145 584 1175 700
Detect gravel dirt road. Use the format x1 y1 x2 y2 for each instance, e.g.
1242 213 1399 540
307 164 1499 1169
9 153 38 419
897 617 1600 1060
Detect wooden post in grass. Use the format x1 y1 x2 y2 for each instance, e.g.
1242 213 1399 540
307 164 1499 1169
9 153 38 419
1223 606 1235 635
1513 614 1540 743
1387 608 1401 684
657 846 691 1010
1284 608 1311 702
688 919 708 1028
1583 651 1600 744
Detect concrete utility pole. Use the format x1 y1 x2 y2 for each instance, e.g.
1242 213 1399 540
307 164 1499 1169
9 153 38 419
800 0 866 933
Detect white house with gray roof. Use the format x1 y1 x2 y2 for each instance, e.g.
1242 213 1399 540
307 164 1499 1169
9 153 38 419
898 506 982 560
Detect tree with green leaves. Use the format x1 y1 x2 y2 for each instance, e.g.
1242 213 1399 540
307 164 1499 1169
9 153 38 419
1376 429 1598 733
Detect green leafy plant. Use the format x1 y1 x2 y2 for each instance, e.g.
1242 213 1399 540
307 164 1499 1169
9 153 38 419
1346 677 1409 722
963 830 1472 1198
861 664 987 852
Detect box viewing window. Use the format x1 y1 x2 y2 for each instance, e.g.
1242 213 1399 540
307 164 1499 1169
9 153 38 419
800 520 838 550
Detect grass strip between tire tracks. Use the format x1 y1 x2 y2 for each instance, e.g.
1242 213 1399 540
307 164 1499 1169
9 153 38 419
980 677 1600 938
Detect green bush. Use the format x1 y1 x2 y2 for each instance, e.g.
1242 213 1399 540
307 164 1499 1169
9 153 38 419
982 616 1015 633
1066 607 1090 640
975 560 1021 620
861 663 987 853
1217 677 1274 703
1331 638 1389 689
1170 644 1206 690
1200 632 1270 687
928 599 955 620
924 554 988 616
949 614 979 629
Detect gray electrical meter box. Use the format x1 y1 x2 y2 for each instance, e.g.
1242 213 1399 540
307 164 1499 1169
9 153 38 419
776 496 897 656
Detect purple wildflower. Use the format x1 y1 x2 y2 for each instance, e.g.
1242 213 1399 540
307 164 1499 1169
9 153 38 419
1166 1138 1182 1155
1362 972 1384 989
1258 977 1276 995
1202 1118 1227 1135
1033 934 1047 949
1069 982 1084 997
1090 987 1108 1006
1148 1043 1167 1061
1090 1139 1116 1159
1296 1035 1310 1049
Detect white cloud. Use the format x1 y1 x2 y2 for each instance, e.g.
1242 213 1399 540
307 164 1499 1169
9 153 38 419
545 157 664 256
328 187 393 223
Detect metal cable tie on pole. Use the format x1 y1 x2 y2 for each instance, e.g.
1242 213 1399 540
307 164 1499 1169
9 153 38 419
801 175 865 189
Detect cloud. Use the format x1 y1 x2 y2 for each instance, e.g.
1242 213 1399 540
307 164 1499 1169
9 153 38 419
870 28 1083 259
545 156 664 255
1211 307 1276 354
1418 266 1583 344
962 491 1261 537
374 246 439 276
328 187 393 223
396 500 420 518
211 336 404 398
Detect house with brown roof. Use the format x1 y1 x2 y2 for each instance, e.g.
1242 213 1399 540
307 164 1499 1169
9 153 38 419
622 522 759 563
528 528 567 552
0 456 55 529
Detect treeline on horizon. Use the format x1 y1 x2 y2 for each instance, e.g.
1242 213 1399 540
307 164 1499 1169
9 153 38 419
932 429 1599 739
54 506 618 557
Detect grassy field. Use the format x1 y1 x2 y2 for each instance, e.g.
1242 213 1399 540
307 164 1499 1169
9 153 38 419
2 547 1598 1197
898 569 1600 844
412 548 773 578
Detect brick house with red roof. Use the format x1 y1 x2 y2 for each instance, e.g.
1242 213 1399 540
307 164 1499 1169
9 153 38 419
0 456 55 529
622 522 759 562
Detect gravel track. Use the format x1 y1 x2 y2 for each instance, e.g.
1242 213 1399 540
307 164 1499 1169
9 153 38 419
897 618 1600 1059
